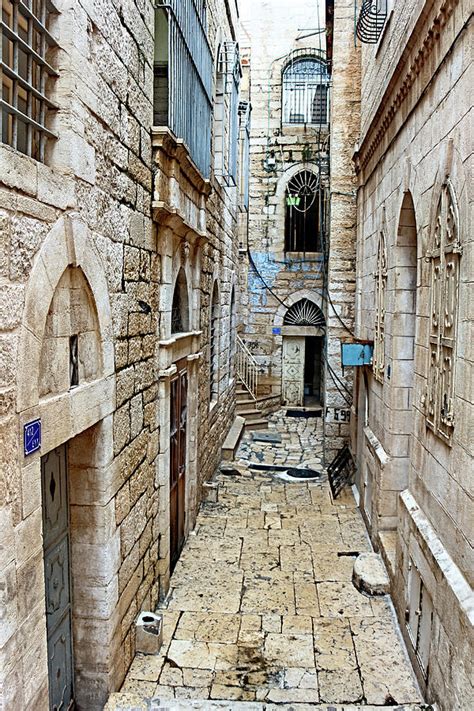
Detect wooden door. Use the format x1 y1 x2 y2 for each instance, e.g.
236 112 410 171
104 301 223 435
170 365 188 572
41 445 75 711
282 336 305 406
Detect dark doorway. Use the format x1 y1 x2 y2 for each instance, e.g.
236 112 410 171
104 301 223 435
170 362 188 572
41 445 75 711
304 336 323 406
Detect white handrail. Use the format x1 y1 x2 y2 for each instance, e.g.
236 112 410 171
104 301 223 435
236 334 259 399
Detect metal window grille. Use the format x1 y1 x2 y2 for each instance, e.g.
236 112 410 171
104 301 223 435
210 284 219 400
238 99 250 210
282 57 329 126
156 0 212 178
285 170 325 252
356 0 388 44
217 40 241 185
1 0 58 160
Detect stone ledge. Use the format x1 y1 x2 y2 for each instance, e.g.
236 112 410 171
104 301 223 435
221 415 245 461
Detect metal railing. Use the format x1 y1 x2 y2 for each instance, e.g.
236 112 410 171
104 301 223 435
156 0 212 177
236 334 259 399
356 0 388 44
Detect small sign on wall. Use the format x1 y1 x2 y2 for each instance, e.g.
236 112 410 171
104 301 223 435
325 407 351 423
272 327 281 335
24 419 41 456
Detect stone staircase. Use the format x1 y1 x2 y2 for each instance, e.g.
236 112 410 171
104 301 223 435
235 385 269 431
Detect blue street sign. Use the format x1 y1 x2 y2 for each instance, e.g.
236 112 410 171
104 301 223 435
24 419 41 456
272 327 281 335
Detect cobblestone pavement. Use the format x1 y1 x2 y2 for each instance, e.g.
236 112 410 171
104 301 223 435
107 412 423 709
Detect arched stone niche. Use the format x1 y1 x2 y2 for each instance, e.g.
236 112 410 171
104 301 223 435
17 212 114 415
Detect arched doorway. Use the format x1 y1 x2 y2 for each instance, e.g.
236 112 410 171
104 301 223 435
281 298 325 407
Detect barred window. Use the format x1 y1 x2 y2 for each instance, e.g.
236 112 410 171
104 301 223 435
210 282 219 402
373 231 387 381
1 0 58 160
285 170 325 252
282 56 329 126
214 41 241 185
154 0 212 178
425 181 460 442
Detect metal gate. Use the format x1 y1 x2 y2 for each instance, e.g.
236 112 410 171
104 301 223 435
282 336 305 406
41 445 75 710
170 364 188 571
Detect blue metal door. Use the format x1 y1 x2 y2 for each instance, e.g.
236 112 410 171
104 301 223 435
41 445 75 710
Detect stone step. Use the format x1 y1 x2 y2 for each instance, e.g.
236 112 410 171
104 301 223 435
105 694 429 711
221 415 245 461
235 397 256 408
236 406 262 417
244 417 269 430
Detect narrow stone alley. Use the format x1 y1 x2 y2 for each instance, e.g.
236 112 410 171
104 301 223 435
106 413 424 710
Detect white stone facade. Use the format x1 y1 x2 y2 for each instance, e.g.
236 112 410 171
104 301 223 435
0 1 242 708
351 0 473 707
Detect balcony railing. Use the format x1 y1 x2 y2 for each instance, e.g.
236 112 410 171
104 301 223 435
356 0 388 44
155 0 213 177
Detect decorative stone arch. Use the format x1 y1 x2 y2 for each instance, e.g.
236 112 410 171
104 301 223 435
17 212 114 414
274 289 324 329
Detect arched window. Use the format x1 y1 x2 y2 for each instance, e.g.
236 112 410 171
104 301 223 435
285 171 324 252
171 268 189 334
425 181 460 441
210 282 220 401
283 299 325 328
373 232 387 381
282 56 329 125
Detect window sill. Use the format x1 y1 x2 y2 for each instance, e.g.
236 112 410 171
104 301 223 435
283 251 324 260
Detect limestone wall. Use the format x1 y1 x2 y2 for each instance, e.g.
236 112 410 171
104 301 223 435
239 0 329 393
324 0 360 460
353 0 473 706
0 1 241 708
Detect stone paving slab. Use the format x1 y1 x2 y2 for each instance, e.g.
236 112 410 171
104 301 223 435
105 695 431 711
110 412 423 708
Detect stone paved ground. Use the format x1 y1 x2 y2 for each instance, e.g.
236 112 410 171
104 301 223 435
106 412 424 709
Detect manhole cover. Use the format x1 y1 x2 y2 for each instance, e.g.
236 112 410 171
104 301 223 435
285 467 321 479
251 431 282 443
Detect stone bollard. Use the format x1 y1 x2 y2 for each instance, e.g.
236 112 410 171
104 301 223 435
353 552 390 596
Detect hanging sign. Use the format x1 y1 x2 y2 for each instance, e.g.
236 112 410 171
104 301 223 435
24 419 41 456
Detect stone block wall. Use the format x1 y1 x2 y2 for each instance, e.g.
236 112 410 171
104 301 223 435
0 0 241 709
239 0 331 395
352 0 473 706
